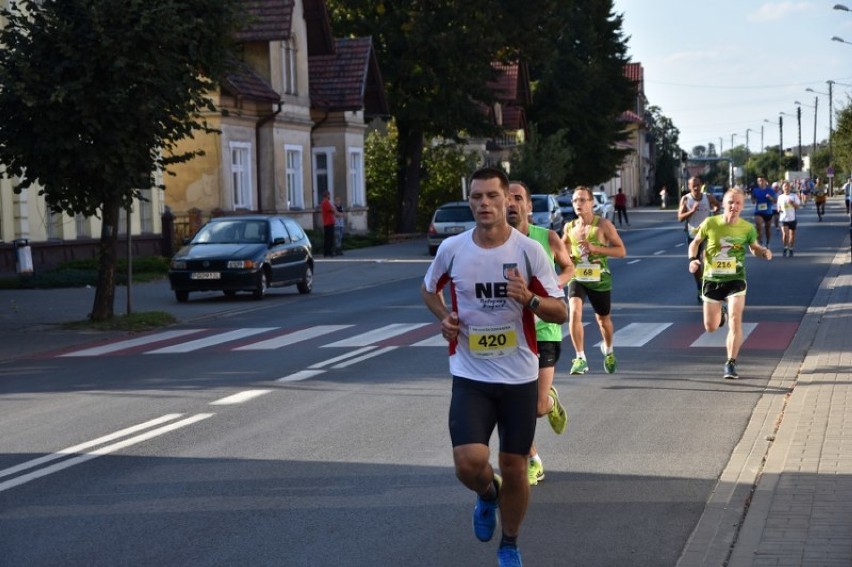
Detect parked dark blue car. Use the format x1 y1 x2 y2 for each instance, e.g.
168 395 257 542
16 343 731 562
168 215 313 302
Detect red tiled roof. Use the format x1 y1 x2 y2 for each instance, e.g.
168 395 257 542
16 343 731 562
489 62 531 105
235 0 294 43
309 37 388 117
501 106 526 130
619 110 643 123
624 62 643 83
223 60 281 103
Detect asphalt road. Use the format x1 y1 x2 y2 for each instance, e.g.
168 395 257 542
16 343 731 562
0 202 847 566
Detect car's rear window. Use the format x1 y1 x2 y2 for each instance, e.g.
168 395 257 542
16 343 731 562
435 206 474 223
531 196 549 212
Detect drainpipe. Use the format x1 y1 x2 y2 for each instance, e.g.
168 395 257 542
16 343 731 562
255 102 283 212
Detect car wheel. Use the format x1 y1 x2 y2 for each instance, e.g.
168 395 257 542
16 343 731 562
297 265 313 294
175 290 189 303
252 269 269 300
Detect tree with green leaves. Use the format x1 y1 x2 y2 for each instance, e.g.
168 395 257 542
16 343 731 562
831 98 852 180
0 0 240 321
527 0 636 186
508 125 573 193
646 106 680 196
326 1 559 233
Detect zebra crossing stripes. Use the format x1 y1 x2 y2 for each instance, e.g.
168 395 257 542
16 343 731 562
234 325 353 351
322 323 430 348
690 323 758 348
59 329 207 357
606 323 673 348
145 328 277 354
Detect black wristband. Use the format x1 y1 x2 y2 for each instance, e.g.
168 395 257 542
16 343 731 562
689 256 699 262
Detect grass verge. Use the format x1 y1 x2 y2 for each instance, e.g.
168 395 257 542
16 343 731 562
61 311 177 332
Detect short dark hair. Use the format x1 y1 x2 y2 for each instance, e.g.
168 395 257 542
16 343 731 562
470 166 509 192
509 179 531 199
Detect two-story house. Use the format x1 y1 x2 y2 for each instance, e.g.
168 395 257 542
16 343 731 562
163 0 388 244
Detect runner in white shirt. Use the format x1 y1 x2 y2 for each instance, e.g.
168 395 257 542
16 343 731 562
776 181 801 257
421 167 566 567
677 176 719 302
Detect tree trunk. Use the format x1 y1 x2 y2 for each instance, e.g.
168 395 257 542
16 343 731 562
395 121 424 234
90 197 121 321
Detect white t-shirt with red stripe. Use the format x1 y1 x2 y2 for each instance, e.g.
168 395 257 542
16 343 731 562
423 228 564 384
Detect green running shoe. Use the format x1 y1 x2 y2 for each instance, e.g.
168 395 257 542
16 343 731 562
527 458 544 486
569 358 588 375
547 387 567 434
601 344 617 374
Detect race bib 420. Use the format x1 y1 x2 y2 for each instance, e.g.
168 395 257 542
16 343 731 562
468 323 518 358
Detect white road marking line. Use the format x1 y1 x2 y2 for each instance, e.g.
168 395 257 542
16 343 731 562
412 334 446 347
322 323 429 347
332 347 398 368
0 414 213 493
627 259 641 264
595 322 673 348
676 243 685 248
146 328 277 354
309 346 377 368
235 325 352 351
654 250 666 255
210 389 272 405
0 414 184 481
690 323 758 347
60 330 205 357
277 369 326 382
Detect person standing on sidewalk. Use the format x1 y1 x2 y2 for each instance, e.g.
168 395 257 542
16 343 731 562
659 185 669 209
333 196 347 256
320 191 336 258
421 166 567 567
613 188 629 227
843 177 852 215
561 185 626 375
507 180 574 487
688 187 772 380
776 181 801 257
678 176 719 303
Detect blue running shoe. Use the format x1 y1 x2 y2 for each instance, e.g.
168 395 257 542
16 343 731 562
473 474 501 542
498 545 523 567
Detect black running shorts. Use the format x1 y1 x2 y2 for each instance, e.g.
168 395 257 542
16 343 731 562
701 279 747 303
448 376 537 455
537 341 561 369
566 281 612 316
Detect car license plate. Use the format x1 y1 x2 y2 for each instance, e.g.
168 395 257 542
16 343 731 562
190 272 221 280
447 226 465 234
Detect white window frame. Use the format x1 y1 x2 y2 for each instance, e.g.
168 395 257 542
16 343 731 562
281 38 298 96
46 209 63 240
138 189 154 233
229 142 253 210
311 147 334 208
348 148 365 207
74 213 91 238
285 144 304 209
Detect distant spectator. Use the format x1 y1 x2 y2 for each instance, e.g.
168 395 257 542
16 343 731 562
333 196 347 256
659 186 669 209
614 188 629 227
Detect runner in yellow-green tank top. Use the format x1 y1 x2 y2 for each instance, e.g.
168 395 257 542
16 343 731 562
561 186 626 376
508 181 575 487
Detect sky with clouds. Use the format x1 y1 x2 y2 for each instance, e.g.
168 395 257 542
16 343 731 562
612 0 852 155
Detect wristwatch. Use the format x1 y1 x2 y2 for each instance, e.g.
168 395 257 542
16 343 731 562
527 295 541 310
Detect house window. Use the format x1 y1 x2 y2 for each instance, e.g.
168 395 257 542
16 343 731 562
46 210 62 239
285 145 304 209
282 38 298 95
138 189 153 233
312 148 334 207
74 213 91 238
348 148 365 207
230 142 253 210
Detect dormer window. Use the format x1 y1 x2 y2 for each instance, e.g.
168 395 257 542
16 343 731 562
282 38 297 95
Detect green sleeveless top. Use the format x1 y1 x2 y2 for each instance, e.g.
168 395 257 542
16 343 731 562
527 224 563 342
567 216 612 292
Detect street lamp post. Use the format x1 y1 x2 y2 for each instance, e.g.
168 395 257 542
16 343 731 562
731 133 737 185
795 99 818 175
745 128 754 184
780 111 801 171
807 83 834 192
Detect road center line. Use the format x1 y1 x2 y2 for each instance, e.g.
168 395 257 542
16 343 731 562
332 346 398 368
210 389 272 405
0 413 214 493
0 413 184 481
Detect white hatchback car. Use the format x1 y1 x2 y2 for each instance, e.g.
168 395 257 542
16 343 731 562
592 191 615 222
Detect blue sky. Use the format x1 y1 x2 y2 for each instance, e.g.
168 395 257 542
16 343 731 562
612 1 852 155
